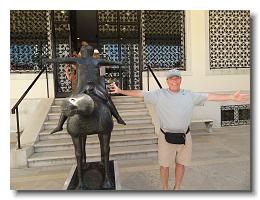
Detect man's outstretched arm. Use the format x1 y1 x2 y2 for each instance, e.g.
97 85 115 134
208 91 250 102
109 82 144 98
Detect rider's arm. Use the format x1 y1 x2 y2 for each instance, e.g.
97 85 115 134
43 57 78 64
97 59 123 66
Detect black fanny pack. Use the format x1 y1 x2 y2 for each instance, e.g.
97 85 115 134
160 127 190 144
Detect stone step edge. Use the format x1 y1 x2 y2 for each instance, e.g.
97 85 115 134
53 100 145 104
39 126 155 136
47 109 149 116
55 97 143 102
51 101 146 106
46 114 151 119
43 116 152 125
28 145 158 162
41 123 155 132
34 134 158 147
39 130 155 139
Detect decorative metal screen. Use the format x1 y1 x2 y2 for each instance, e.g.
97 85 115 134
209 10 250 69
97 10 141 90
221 104 250 126
10 10 52 72
51 10 72 95
142 11 185 70
10 10 72 97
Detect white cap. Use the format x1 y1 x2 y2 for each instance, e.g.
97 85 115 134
94 49 99 54
166 69 181 79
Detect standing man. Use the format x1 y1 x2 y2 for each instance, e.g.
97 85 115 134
109 69 249 190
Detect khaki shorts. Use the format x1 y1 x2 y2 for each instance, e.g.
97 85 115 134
158 131 192 167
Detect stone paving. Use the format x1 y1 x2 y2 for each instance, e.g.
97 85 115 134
10 126 250 191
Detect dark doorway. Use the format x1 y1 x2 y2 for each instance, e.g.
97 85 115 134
71 10 98 52
54 10 143 97
71 10 143 91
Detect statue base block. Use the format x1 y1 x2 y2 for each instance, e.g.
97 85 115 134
63 160 121 190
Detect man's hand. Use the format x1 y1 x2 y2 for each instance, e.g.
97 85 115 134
109 82 144 97
232 91 250 102
109 82 121 94
208 90 250 102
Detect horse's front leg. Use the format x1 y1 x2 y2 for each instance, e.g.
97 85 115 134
71 135 87 190
98 132 113 189
81 135 87 164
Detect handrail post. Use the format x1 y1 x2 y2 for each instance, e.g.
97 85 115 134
46 68 49 98
147 68 149 91
15 108 21 149
147 65 162 89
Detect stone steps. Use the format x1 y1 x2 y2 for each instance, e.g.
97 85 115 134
27 96 158 167
50 102 147 112
54 96 144 105
34 133 158 153
43 118 152 130
27 144 158 167
47 109 149 120
39 124 155 140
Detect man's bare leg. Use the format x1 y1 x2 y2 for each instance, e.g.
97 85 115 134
174 163 185 190
160 166 169 190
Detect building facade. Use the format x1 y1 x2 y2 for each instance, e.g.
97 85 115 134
10 10 250 135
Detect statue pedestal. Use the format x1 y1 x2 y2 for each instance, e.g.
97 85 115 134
63 160 121 190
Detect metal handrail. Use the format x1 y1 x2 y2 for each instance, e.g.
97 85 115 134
11 66 49 149
146 65 162 89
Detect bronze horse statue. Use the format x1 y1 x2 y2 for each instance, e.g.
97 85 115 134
61 93 114 189
43 45 125 189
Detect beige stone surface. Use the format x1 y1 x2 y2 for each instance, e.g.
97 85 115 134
10 126 250 191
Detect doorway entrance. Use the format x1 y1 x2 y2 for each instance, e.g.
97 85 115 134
53 10 143 97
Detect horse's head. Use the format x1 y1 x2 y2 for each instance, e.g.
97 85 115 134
61 93 95 117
